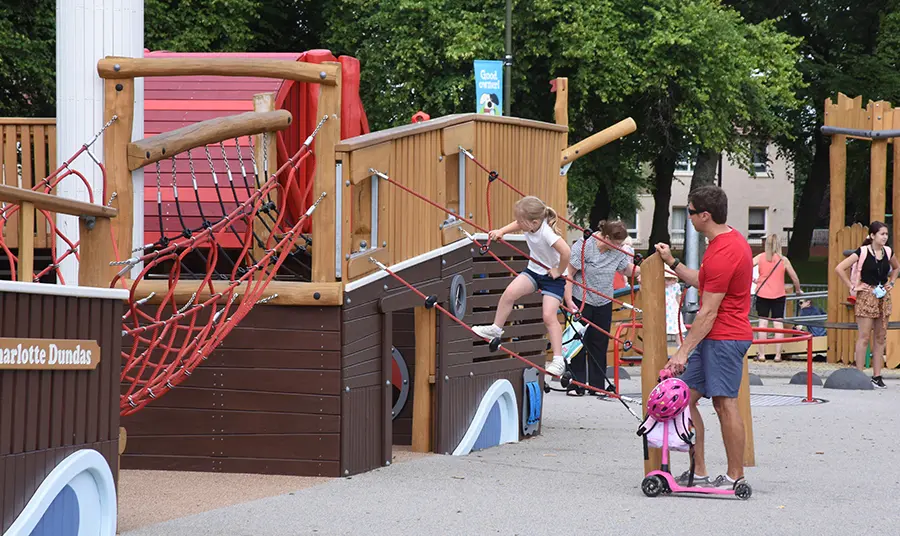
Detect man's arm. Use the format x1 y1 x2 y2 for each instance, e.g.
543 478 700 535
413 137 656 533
667 291 726 373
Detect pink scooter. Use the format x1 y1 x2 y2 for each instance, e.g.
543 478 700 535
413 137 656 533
638 371 752 500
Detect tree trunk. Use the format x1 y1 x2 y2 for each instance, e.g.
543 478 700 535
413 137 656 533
588 181 611 230
648 148 679 252
788 128 830 261
690 149 719 191
687 149 720 258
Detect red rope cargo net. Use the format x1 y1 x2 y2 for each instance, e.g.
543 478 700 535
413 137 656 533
117 119 328 415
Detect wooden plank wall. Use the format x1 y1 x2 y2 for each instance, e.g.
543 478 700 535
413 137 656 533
470 122 566 239
340 257 443 474
828 224 866 364
0 119 57 250
0 292 121 534
435 242 543 455
121 304 343 477
342 118 567 278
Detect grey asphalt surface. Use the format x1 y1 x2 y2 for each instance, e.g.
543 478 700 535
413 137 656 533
123 367 900 536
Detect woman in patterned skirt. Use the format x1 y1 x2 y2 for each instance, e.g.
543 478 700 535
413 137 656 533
835 221 900 389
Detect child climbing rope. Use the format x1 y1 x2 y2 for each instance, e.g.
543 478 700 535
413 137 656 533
472 196 571 376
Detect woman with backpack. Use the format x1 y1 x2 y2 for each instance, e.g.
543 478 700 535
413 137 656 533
753 233 803 362
835 221 900 389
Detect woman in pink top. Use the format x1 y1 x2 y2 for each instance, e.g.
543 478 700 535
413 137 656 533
752 233 802 362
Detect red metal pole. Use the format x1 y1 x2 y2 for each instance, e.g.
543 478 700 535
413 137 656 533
806 336 814 403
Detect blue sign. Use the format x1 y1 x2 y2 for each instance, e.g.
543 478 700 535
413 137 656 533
474 60 504 116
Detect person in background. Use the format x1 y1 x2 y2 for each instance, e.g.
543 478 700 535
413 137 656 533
752 233 803 362
834 221 900 389
563 220 639 394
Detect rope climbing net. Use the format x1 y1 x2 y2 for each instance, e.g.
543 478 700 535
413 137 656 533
117 117 328 415
0 117 118 283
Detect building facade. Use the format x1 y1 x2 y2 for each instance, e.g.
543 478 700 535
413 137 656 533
623 145 794 250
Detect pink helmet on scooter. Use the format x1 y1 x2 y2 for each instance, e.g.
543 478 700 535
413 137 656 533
647 377 690 420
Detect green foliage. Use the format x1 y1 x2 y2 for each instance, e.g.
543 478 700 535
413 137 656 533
0 0 55 117
145 0 261 52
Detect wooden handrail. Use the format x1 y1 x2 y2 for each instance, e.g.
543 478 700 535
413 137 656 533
97 56 340 86
0 118 56 125
0 184 117 219
334 113 568 153
126 110 292 171
125 280 343 306
560 118 637 166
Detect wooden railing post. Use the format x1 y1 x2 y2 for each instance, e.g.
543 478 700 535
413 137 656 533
253 93 278 275
826 134 846 364
412 306 436 452
312 62 342 282
103 78 135 277
640 254 667 475
17 202 34 281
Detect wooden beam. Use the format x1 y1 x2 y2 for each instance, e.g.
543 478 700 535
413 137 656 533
379 278 450 313
826 135 847 364
348 141 392 185
97 56 340 85
252 95 278 275
381 312 394 465
104 78 135 271
312 62 342 282
125 280 343 306
17 201 34 281
347 247 390 281
640 253 667 475
0 118 56 126
552 77 568 132
560 118 636 166
737 349 755 467
78 215 116 287
127 110 292 171
0 184 117 219
412 306 436 453
890 109 900 369
441 122 475 155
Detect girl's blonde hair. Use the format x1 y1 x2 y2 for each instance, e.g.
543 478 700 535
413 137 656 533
515 196 560 235
764 233 779 261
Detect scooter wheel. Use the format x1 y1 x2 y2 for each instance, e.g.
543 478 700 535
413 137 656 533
641 476 663 498
543 382 551 394
560 370 573 388
734 481 752 500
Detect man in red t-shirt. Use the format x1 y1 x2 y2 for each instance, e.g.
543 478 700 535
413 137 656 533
655 185 753 491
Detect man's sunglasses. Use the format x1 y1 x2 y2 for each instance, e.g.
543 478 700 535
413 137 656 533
688 208 705 215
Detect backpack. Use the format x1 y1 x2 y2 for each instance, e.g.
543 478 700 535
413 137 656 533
850 245 892 296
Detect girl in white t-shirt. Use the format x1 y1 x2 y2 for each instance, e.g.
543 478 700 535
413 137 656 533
472 196 571 376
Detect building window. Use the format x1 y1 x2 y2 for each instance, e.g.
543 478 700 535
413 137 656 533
617 211 639 239
752 146 770 177
674 150 695 175
748 207 767 241
670 206 687 237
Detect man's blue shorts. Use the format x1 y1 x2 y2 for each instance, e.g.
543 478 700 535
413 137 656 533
681 339 752 399
522 267 565 302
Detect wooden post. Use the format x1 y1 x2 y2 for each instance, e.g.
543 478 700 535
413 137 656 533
382 312 394 465
737 350 755 466
826 134 846 363
17 201 34 281
103 78 135 279
252 93 278 276
78 216 116 287
553 78 568 137
640 253 667 474
412 306 436 452
312 62 342 282
888 109 900 369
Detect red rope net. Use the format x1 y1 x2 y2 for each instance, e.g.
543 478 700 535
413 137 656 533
117 119 327 415
0 115 327 417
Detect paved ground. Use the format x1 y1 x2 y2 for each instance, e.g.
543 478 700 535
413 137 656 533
121 365 900 536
